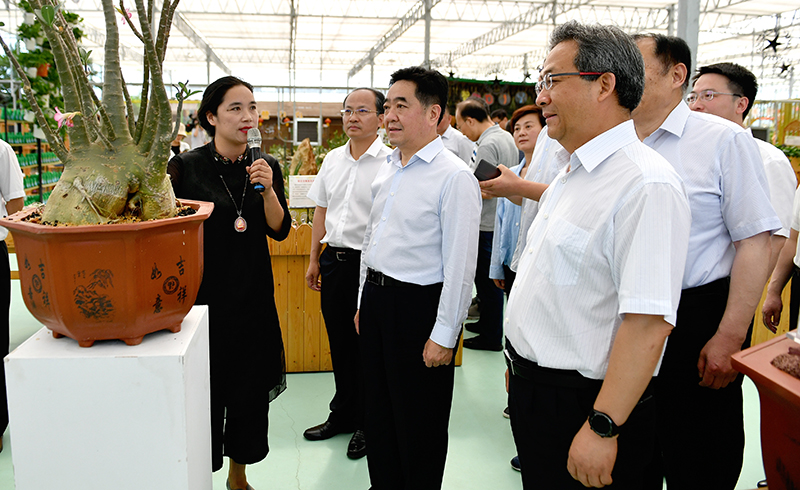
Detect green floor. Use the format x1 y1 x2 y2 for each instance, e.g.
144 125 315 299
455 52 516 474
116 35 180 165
0 278 768 489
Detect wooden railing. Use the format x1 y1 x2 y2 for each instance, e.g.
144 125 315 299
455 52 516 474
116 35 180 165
268 223 463 372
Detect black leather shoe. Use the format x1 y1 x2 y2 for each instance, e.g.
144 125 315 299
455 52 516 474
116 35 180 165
347 429 366 459
303 421 345 441
463 335 503 352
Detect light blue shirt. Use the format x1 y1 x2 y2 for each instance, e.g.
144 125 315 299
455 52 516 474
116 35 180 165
489 161 524 280
642 102 780 288
358 137 482 348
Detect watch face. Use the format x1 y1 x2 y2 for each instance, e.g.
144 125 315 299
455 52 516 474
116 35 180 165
589 411 615 437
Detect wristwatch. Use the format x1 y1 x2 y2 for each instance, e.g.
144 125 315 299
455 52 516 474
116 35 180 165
588 409 621 438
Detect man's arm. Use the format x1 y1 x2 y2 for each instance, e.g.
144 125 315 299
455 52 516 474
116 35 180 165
763 228 798 332
424 170 481 366
305 206 327 291
698 231 771 389
768 235 787 277
479 164 548 203
568 313 673 487
5 197 23 216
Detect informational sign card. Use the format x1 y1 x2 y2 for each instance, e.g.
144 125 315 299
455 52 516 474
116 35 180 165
288 175 317 208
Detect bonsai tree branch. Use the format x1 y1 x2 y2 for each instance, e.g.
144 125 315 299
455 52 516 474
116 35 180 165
133 66 150 144
0 34 68 159
118 1 145 45
134 0 172 162
120 71 136 138
100 0 133 142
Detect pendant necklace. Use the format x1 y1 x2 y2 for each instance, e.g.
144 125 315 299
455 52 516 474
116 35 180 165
218 174 248 232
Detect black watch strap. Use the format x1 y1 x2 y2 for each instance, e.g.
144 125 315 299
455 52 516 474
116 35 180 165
588 409 620 438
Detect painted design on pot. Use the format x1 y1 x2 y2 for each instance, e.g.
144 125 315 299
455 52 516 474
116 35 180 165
163 276 179 295
73 269 115 320
23 256 49 311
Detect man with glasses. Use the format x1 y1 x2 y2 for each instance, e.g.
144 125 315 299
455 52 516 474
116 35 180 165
689 63 796 278
632 34 780 489
504 21 691 488
303 88 391 460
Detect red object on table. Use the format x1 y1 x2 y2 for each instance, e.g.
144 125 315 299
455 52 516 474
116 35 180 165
732 333 800 490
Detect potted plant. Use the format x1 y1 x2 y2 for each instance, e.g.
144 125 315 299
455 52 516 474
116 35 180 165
0 0 212 347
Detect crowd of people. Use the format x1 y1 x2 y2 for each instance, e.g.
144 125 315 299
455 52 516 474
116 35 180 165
2 19 794 490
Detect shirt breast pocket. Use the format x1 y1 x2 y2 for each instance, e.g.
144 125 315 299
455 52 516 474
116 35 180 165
534 217 591 286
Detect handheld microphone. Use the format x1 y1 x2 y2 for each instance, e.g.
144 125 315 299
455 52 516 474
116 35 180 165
247 127 265 193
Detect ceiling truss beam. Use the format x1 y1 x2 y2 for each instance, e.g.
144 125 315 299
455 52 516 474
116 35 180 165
348 0 441 79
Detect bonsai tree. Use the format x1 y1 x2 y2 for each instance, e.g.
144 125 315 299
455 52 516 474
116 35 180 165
0 0 194 225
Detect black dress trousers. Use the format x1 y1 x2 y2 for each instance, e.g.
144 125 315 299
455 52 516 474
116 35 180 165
506 342 657 489
654 277 746 490
0 241 9 436
359 277 455 490
319 245 363 430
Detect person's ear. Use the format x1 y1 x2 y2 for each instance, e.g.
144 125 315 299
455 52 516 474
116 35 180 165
596 72 617 103
672 63 688 90
735 96 749 118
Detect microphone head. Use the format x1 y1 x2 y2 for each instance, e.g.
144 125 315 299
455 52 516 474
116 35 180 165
247 127 262 148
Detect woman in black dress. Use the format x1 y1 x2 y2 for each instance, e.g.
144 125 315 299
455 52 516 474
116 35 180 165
168 76 291 490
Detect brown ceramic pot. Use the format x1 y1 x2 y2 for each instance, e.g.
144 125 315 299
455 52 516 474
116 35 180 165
2 199 214 347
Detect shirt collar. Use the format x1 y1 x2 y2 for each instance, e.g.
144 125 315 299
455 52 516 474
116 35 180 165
572 119 639 173
346 134 386 161
657 100 690 138
388 136 445 168
210 140 247 165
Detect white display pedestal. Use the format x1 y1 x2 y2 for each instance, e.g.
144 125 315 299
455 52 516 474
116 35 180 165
4 305 211 490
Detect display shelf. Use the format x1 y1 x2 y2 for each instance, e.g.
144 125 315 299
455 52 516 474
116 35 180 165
2 109 62 204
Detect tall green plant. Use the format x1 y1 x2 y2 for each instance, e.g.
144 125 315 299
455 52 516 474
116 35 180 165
0 0 193 225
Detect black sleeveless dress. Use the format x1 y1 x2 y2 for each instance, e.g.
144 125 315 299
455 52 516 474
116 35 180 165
168 142 291 470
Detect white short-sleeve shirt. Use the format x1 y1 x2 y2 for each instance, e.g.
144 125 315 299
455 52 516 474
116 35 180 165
506 120 691 379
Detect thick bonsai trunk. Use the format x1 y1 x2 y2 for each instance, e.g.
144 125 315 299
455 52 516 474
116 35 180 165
41 145 176 225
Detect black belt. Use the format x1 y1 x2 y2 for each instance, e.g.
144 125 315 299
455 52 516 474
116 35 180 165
505 341 654 404
325 246 361 262
366 268 416 288
504 342 602 390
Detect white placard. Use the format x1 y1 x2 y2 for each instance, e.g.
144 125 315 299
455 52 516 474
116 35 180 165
289 174 317 208
784 135 800 146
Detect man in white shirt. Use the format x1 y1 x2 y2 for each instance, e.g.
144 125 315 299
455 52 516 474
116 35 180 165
505 21 691 489
303 88 391 460
355 66 481 489
436 105 473 164
0 139 25 454
632 34 781 489
688 62 796 274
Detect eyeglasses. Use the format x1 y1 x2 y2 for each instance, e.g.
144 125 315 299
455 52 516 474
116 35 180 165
340 108 379 117
685 90 742 105
535 72 604 95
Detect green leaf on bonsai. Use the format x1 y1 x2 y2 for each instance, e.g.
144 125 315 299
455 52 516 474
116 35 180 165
39 6 56 26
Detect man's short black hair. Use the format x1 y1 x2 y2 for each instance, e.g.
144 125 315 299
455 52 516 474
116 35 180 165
693 62 758 118
633 33 692 92
344 87 386 115
490 109 508 120
457 96 490 123
198 76 254 138
389 66 449 124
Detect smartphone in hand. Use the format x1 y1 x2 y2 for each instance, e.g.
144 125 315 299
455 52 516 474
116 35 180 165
474 159 501 181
